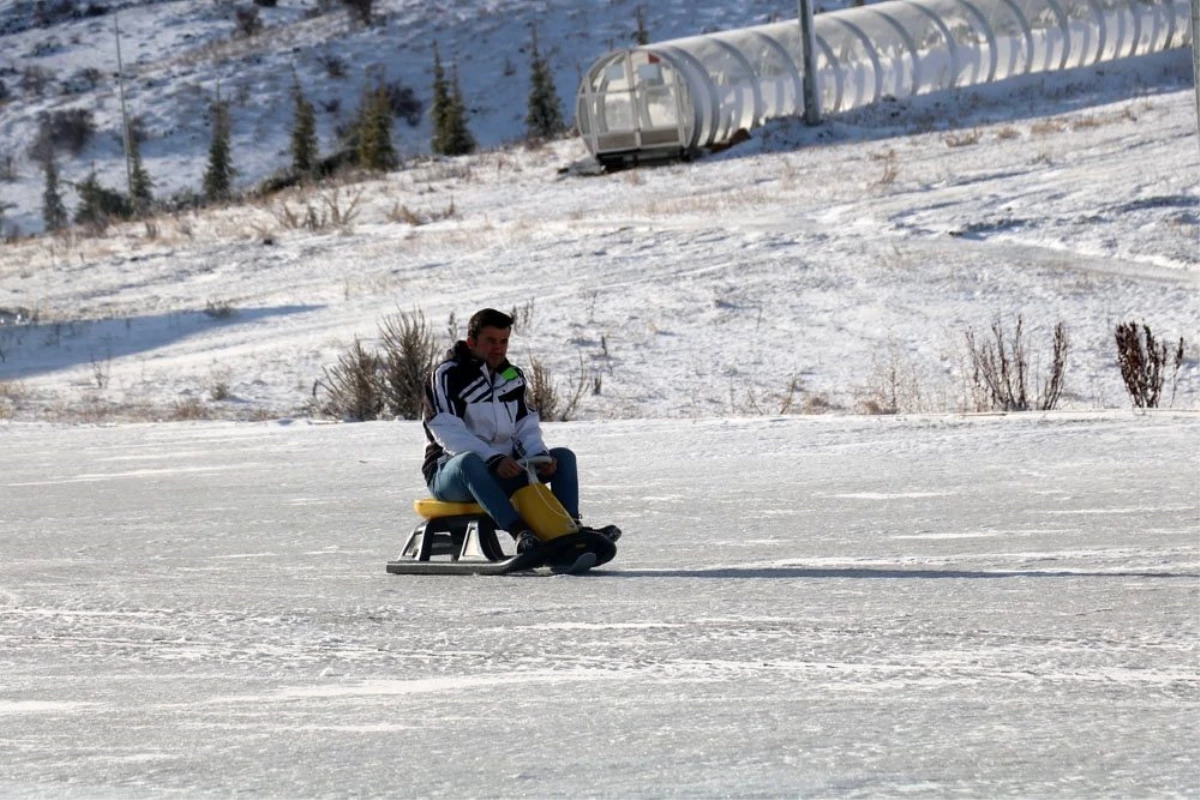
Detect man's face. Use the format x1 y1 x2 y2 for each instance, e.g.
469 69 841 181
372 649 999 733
468 325 510 370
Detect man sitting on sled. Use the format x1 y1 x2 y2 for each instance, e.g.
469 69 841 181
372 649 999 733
422 307 620 556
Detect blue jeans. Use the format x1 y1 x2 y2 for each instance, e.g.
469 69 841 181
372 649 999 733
428 447 579 533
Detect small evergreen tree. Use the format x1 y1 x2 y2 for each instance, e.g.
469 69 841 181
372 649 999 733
634 6 649 46
74 168 132 227
430 43 452 155
439 63 475 156
290 80 319 178
356 84 398 171
203 93 234 203
128 131 153 215
526 28 564 141
41 154 68 232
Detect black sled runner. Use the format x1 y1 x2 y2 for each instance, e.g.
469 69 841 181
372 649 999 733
386 501 616 576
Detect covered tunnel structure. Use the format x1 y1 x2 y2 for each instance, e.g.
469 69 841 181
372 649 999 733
577 0 1194 163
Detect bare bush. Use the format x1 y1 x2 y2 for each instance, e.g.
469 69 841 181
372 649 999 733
314 338 383 421
204 298 236 319
29 109 96 161
315 309 439 421
378 309 438 419
964 316 1068 412
272 187 362 231
0 152 17 182
1115 321 1185 409
320 53 347 79
340 0 374 25
527 353 589 422
386 198 456 225
943 128 983 147
858 340 926 414
171 397 214 421
510 299 534 332
233 6 262 37
872 149 898 187
21 66 55 97
739 374 801 415
383 79 423 127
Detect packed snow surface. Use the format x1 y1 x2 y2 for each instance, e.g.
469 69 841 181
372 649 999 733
1 414 1198 797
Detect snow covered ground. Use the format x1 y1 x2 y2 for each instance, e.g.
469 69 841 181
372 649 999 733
2 413 1197 797
1 1 1198 796
1 49 1198 421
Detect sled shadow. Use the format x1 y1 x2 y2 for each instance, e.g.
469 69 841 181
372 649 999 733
605 567 1199 580
0 304 323 380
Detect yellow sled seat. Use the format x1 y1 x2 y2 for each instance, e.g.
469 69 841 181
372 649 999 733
413 498 485 519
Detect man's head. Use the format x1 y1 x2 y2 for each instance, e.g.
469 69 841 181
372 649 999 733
466 308 514 371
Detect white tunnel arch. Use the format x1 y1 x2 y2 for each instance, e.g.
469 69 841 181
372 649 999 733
576 0 1193 162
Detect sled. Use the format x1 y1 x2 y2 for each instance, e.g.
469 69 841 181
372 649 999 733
385 497 617 577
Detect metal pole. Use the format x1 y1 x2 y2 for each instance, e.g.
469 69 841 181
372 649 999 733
114 11 133 195
1192 0 1199 151
798 0 821 125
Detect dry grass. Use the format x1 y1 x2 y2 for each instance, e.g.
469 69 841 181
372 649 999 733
871 149 899 188
942 128 983 148
386 198 458 226
1031 118 1068 136
170 397 214 420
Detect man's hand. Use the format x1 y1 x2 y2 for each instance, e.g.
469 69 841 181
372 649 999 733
536 457 557 478
494 457 522 479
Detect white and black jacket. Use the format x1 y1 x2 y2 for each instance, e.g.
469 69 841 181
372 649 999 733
422 341 548 484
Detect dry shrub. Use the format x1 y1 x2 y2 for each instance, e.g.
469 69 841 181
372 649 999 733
964 316 1068 411
527 353 589 422
378 309 438 419
314 309 439 421
1031 119 1067 136
942 128 982 148
1114 321 1185 409
734 375 802 415
387 198 456 226
857 340 927 414
171 397 213 420
272 187 362 231
314 338 383 421
871 149 899 187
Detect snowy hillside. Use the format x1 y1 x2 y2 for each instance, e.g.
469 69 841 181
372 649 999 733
0 0 1197 425
0 0 827 236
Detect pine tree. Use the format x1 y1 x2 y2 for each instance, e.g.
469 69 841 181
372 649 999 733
74 168 131 227
128 131 153 215
441 63 475 156
41 154 68 232
356 84 397 171
290 80 318 178
430 43 452 155
526 28 564 141
634 6 649 46
203 93 234 203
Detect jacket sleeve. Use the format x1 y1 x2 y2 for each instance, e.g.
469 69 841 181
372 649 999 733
425 364 510 462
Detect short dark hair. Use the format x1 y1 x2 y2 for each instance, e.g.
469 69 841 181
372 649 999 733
467 308 514 340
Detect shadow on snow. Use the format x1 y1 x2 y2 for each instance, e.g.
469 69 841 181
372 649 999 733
604 567 1199 580
0 304 323 380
